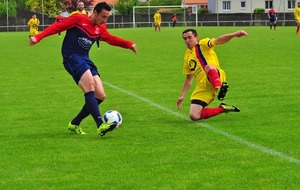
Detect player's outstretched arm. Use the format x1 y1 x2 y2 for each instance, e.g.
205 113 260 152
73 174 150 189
215 30 248 46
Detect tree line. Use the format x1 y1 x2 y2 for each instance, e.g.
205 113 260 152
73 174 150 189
0 0 181 17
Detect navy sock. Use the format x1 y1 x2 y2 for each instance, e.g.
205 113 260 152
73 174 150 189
71 99 103 126
81 91 103 127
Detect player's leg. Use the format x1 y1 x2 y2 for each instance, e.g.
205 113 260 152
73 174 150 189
189 102 204 121
78 70 103 127
270 21 272 30
70 98 102 127
190 100 239 121
296 22 300 34
199 103 240 120
63 57 100 134
205 65 221 91
189 86 223 121
189 99 226 120
29 29 33 38
204 66 228 101
34 29 39 35
93 75 106 101
274 21 277 30
191 71 239 121
71 67 106 123
92 75 117 136
68 70 101 135
189 78 237 121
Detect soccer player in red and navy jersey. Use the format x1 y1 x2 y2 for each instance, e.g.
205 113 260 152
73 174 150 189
268 6 277 31
29 2 137 137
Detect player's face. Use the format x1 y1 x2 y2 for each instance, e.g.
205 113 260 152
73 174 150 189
93 9 110 26
77 2 84 11
182 31 198 50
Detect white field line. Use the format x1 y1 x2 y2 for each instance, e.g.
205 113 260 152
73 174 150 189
104 81 300 165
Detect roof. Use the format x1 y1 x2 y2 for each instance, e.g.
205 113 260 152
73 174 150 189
182 0 207 4
90 0 118 7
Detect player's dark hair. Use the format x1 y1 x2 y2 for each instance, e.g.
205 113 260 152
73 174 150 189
94 2 111 13
182 28 198 37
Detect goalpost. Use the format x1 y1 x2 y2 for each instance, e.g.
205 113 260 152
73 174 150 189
133 5 198 28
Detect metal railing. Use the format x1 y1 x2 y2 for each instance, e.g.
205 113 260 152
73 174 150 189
0 19 296 32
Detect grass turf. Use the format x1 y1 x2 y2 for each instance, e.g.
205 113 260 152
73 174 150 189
0 26 299 189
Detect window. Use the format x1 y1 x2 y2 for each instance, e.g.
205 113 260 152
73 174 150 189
241 1 246 8
223 1 231 11
192 6 197 14
288 0 296 9
265 0 273 9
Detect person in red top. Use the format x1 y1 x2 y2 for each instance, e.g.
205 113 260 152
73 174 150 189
268 6 277 31
29 2 137 137
172 14 177 27
55 11 64 37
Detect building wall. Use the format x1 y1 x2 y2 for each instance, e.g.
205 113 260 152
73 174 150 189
208 0 297 13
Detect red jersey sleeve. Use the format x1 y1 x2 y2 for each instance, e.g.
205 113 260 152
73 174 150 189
99 24 134 49
34 15 81 43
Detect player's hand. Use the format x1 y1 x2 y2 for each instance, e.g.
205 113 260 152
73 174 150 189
130 44 137 54
177 96 184 110
235 30 248 37
29 36 37 46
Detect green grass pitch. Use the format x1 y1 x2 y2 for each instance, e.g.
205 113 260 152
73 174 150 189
0 26 299 189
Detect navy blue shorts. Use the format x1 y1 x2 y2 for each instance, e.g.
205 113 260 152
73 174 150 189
63 54 99 84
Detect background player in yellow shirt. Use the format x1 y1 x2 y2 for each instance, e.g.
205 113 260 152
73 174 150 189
153 11 161 32
69 1 89 16
177 29 248 121
294 2 300 34
27 14 40 38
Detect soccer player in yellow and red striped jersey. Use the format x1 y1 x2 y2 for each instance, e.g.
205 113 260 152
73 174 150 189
294 2 300 35
177 29 247 121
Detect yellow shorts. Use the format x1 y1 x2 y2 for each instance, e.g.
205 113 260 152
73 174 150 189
154 21 161 26
190 69 226 105
29 28 39 36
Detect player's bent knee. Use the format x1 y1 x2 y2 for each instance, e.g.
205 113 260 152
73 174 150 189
96 93 106 100
189 113 200 121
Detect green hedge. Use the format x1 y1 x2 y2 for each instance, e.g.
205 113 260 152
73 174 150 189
253 8 265 13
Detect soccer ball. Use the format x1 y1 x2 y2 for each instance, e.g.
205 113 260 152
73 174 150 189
103 110 122 127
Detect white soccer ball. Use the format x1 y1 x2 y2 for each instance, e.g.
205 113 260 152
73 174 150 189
103 110 122 127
